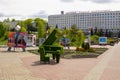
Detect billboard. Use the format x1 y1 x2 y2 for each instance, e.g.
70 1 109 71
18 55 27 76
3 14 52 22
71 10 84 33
99 37 107 44
8 32 27 48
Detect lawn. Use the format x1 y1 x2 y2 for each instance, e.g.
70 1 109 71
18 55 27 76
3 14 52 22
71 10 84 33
0 40 7 46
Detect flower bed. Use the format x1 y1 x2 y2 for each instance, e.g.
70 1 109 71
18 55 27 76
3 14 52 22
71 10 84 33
28 48 108 59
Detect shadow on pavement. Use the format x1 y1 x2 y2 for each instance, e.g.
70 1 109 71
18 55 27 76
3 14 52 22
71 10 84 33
31 60 58 66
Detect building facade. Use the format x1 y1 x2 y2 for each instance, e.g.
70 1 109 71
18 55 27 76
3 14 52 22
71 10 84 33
48 10 120 32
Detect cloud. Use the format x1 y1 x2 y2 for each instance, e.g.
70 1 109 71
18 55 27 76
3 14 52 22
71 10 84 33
0 11 48 21
60 0 118 3
30 11 48 18
61 0 74 2
0 12 22 17
0 13 4 17
81 0 117 3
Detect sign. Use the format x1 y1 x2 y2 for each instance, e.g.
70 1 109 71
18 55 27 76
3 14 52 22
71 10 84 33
8 32 15 47
8 32 27 48
99 37 107 44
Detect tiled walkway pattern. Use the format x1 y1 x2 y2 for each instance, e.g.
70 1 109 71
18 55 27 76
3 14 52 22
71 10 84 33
0 48 45 80
0 44 119 80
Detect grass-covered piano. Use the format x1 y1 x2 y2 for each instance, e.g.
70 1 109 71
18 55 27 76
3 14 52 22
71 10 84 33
38 28 64 63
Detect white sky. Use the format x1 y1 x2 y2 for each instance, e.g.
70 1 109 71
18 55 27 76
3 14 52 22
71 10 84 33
0 0 120 21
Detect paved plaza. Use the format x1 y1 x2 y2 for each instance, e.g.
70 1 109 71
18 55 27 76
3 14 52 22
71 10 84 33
0 43 120 80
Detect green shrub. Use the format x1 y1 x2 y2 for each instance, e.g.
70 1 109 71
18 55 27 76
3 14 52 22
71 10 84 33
91 35 99 44
82 42 85 49
107 38 115 44
84 43 90 50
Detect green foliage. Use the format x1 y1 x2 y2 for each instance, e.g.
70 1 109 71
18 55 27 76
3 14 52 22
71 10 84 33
24 19 33 33
56 53 60 63
69 25 77 45
0 40 7 45
71 24 77 30
34 18 47 23
11 19 16 22
82 42 85 48
84 43 90 50
56 28 63 39
39 47 50 62
3 31 8 40
81 42 90 51
18 21 25 28
91 35 99 44
62 28 70 38
3 22 12 31
107 38 115 44
3 18 10 22
18 21 27 32
0 22 6 38
75 30 85 47
43 29 57 45
20 27 26 32
69 25 85 47
37 21 45 38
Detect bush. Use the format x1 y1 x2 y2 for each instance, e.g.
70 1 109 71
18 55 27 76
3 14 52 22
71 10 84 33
107 38 115 45
84 43 90 50
82 42 85 49
91 35 99 44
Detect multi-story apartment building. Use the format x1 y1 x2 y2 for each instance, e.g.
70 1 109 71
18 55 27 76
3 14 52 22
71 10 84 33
48 10 120 33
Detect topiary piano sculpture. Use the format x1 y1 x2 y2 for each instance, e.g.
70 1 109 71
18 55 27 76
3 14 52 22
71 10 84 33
38 28 64 63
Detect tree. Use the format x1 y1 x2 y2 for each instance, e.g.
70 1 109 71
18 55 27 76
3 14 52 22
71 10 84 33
94 27 98 35
91 35 99 44
24 19 33 34
70 24 77 43
20 27 26 32
75 30 85 48
0 22 6 38
71 24 77 30
62 27 70 38
17 21 26 32
0 22 8 41
11 19 16 22
37 21 45 38
99 28 103 37
105 29 108 37
46 23 50 31
91 28 94 36
55 24 58 28
118 31 120 38
3 18 10 22
3 22 12 31
108 31 112 37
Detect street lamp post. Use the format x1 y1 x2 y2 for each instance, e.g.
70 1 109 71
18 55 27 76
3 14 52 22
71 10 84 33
63 34 66 49
88 28 91 46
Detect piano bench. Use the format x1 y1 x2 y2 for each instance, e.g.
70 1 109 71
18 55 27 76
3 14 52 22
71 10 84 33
44 54 50 62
